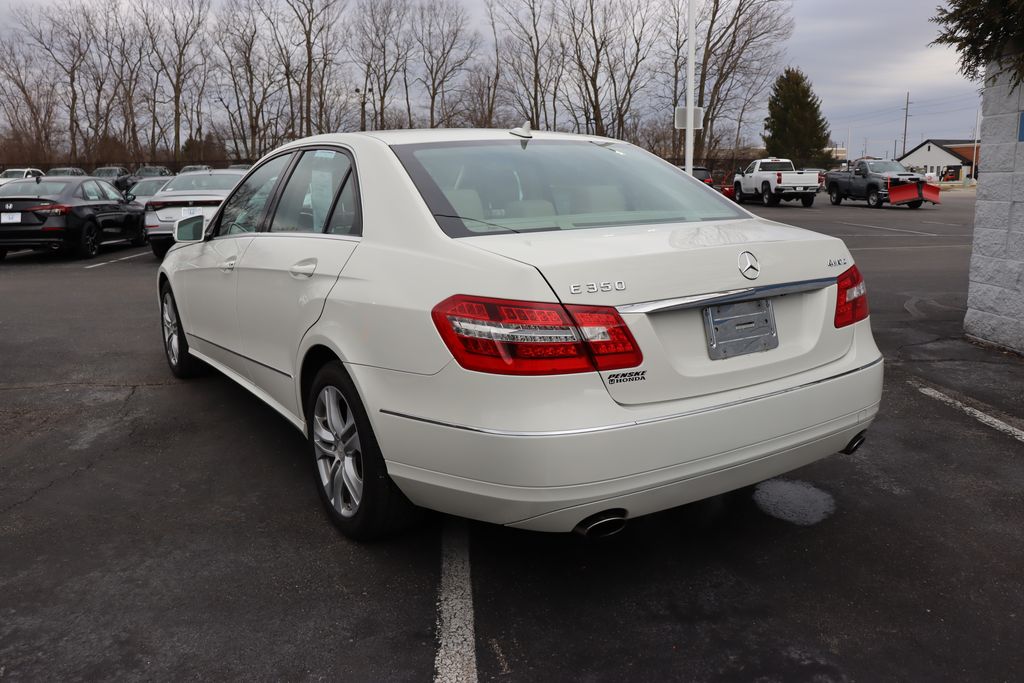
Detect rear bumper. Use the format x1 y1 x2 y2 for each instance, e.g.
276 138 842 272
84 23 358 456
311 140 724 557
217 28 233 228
374 355 883 532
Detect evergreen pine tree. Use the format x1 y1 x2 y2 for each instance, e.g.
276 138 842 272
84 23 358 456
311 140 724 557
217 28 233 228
762 68 832 168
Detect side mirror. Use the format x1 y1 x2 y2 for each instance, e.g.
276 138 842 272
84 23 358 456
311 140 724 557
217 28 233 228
853 168 864 176
174 214 205 243
124 193 135 203
736 167 744 176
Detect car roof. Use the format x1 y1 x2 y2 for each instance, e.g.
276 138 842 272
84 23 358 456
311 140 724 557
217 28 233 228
174 169 243 175
276 128 614 151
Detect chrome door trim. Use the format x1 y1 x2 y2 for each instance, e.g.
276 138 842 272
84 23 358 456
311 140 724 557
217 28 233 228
616 277 837 315
379 356 882 437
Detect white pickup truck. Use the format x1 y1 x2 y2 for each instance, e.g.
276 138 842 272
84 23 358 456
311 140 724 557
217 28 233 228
733 158 819 207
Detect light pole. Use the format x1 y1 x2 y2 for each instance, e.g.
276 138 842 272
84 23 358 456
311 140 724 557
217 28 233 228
684 0 696 175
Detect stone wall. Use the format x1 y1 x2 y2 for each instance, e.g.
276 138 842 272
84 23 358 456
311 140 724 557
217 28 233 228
964 62 1024 353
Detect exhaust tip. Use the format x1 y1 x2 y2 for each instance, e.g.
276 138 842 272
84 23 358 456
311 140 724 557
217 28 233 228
841 431 867 455
573 509 628 539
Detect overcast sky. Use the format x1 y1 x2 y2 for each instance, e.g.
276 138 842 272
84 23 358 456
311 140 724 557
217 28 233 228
0 0 981 159
787 0 981 158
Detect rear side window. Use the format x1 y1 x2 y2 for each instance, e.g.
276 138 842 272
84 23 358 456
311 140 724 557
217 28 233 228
215 154 292 236
98 181 122 201
82 181 103 201
269 150 352 233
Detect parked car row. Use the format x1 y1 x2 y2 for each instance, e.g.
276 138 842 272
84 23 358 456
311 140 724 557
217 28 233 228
0 168 245 261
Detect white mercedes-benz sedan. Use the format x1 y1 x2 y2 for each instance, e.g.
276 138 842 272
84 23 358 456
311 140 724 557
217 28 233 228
157 129 883 540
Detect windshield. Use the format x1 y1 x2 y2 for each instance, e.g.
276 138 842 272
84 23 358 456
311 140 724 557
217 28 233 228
0 180 68 196
392 140 745 237
130 178 168 195
94 168 119 177
759 161 794 171
866 161 909 173
1 170 25 178
163 173 241 192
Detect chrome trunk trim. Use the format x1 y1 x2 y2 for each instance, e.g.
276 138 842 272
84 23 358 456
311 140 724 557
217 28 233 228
615 277 837 315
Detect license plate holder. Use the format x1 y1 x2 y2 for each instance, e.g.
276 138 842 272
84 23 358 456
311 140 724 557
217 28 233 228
702 298 779 360
1 212 19 224
181 207 203 218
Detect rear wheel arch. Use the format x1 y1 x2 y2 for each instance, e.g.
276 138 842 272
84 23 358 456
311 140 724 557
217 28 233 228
300 345 345 419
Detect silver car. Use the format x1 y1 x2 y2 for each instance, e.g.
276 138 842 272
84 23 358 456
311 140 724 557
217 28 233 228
127 177 171 208
145 170 244 259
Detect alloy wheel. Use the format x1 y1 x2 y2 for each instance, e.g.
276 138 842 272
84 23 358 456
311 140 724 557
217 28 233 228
312 386 364 518
161 292 179 366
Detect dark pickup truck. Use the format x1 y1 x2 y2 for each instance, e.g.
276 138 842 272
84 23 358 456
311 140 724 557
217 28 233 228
824 159 939 209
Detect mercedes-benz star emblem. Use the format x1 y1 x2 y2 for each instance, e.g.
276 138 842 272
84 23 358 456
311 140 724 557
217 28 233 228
738 251 760 280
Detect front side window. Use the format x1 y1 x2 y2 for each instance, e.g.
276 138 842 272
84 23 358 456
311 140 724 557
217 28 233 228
0 169 23 179
270 149 352 233
744 163 756 174
216 154 292 236
393 140 744 238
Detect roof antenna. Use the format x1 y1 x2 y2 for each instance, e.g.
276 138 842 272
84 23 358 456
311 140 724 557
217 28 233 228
509 120 532 139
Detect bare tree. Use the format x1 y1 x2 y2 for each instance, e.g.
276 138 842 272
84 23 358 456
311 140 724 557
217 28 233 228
463 1 504 127
0 38 62 163
350 0 413 130
495 0 563 129
141 0 212 163
410 0 479 127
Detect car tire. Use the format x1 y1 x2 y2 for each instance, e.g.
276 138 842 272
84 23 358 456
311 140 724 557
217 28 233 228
76 221 100 259
160 282 204 379
734 184 744 204
801 195 815 207
762 184 779 207
129 221 147 247
829 185 842 205
906 200 923 209
867 188 883 208
151 242 170 260
307 361 419 541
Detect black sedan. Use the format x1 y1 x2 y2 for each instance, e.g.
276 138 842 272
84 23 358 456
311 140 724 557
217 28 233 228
0 177 145 260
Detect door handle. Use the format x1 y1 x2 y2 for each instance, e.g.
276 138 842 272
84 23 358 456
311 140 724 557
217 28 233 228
289 259 317 278
218 256 237 272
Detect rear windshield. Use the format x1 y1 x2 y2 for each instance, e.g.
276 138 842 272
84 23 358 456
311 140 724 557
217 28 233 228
759 161 794 171
1 169 24 178
392 140 745 237
130 178 169 195
866 161 908 173
94 168 120 177
692 168 712 180
163 173 241 192
0 180 68 196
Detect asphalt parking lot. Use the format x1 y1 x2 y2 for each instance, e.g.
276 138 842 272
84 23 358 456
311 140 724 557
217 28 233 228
2 189 1023 681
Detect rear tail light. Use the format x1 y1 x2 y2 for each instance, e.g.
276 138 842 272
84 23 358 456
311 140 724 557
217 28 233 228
431 295 642 375
776 171 783 185
26 204 69 216
145 201 165 212
834 265 869 328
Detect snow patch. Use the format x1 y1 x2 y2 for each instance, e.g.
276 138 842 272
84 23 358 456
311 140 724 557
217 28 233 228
753 479 835 526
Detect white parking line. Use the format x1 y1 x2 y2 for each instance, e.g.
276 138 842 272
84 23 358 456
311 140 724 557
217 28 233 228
838 221 937 236
83 251 149 269
913 383 1024 444
921 220 961 227
434 519 478 683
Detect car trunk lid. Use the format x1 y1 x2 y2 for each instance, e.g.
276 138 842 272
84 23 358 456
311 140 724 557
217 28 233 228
462 218 857 404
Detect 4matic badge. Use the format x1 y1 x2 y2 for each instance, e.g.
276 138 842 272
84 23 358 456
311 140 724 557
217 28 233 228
607 370 647 385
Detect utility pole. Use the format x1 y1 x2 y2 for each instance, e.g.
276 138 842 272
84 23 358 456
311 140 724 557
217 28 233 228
901 91 910 156
847 125 852 161
969 106 981 184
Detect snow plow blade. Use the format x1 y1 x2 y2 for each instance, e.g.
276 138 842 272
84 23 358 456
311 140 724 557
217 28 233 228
888 180 941 205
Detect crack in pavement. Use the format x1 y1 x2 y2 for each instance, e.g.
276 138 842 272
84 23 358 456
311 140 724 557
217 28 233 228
0 385 146 516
